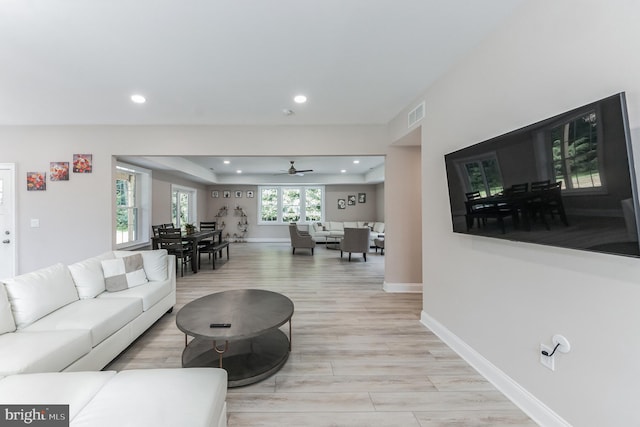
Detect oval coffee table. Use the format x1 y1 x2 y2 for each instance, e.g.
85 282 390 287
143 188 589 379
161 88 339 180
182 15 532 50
176 289 294 387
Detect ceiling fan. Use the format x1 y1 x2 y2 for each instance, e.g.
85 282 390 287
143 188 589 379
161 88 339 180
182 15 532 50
278 161 314 176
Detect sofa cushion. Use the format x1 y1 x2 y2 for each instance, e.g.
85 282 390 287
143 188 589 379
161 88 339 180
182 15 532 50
0 284 15 334
114 249 168 282
0 329 92 375
3 263 79 329
0 371 116 421
101 254 148 292
98 279 172 311
344 221 358 229
329 221 344 231
373 222 385 233
24 298 143 348
68 252 115 299
71 368 227 427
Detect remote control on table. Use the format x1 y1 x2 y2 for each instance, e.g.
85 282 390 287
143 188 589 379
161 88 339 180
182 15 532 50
210 323 231 328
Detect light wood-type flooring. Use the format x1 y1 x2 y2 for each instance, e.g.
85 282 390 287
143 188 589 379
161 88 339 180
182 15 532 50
107 242 536 426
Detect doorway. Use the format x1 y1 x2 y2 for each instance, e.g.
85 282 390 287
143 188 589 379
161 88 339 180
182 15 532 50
0 164 16 278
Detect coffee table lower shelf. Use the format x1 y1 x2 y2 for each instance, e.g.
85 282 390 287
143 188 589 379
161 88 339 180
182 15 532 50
182 329 290 387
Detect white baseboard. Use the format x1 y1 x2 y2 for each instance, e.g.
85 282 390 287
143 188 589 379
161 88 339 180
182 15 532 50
383 282 423 293
420 311 571 427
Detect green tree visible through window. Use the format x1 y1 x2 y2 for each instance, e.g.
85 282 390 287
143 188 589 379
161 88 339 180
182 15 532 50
259 186 324 223
305 188 322 221
463 157 503 197
282 188 301 223
260 188 278 222
116 171 137 244
551 111 600 189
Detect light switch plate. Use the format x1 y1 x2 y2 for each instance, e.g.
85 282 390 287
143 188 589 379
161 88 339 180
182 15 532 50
30 219 40 228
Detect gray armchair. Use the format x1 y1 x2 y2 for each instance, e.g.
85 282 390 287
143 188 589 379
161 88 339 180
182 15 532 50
289 224 316 255
340 227 370 262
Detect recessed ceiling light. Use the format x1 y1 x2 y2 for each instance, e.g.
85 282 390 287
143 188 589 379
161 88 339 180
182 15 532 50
294 95 307 104
341 169 347 173
223 160 230 164
236 170 242 174
353 160 360 164
130 94 146 104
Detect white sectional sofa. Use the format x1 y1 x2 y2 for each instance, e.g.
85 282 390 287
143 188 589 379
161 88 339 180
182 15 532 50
308 221 385 245
0 249 176 376
0 368 228 427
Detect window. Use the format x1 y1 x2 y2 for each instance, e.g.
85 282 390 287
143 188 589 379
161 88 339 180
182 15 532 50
171 186 197 228
456 154 504 197
551 110 601 190
258 186 324 224
115 163 151 248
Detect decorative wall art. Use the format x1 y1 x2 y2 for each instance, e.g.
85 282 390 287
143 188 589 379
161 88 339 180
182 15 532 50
337 199 346 209
72 154 92 173
27 172 46 191
347 195 356 206
358 193 366 203
50 162 69 181
223 191 231 198
211 190 219 198
246 191 254 198
235 190 242 198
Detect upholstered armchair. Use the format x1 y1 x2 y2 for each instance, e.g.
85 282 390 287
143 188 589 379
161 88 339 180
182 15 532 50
289 224 316 255
340 228 370 261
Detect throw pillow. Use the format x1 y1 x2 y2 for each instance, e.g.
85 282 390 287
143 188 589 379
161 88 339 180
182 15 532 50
3 263 79 329
101 254 148 292
68 252 115 299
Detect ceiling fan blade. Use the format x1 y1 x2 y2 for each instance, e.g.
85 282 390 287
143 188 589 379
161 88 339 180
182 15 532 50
295 169 313 173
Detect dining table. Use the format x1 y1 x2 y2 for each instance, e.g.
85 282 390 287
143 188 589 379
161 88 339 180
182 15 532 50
152 229 224 273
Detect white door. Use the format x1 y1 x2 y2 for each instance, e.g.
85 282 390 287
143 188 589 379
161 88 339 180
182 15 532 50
0 165 16 279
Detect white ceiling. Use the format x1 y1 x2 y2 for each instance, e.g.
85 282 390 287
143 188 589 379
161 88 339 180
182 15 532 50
1 0 523 183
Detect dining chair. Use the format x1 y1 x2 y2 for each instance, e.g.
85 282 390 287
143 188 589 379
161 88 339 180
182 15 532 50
197 221 218 264
507 182 529 194
530 180 551 191
157 227 192 277
539 181 569 227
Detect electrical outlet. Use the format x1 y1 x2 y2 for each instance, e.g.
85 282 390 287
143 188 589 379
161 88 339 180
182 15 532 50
540 344 555 371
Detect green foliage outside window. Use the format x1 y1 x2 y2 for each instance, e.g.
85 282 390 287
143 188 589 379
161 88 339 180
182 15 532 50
551 111 600 189
282 188 301 223
261 188 278 221
259 186 323 223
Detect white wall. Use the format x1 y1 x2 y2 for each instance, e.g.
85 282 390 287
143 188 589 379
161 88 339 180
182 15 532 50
1 125 390 272
151 171 209 227
389 1 640 425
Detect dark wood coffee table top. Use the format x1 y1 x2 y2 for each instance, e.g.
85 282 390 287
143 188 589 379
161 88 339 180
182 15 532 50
176 289 294 342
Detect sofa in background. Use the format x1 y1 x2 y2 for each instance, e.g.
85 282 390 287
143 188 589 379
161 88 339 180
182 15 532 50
0 249 176 376
0 368 227 427
308 221 385 246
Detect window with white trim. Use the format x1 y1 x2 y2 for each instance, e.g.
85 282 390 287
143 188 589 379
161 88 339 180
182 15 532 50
455 153 504 197
115 162 151 248
258 186 324 224
171 185 197 228
550 109 602 191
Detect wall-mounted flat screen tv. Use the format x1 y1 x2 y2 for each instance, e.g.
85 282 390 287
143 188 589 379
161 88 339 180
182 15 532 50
444 92 640 257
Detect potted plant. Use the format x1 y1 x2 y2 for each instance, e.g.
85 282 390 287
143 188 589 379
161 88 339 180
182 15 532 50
184 223 196 234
